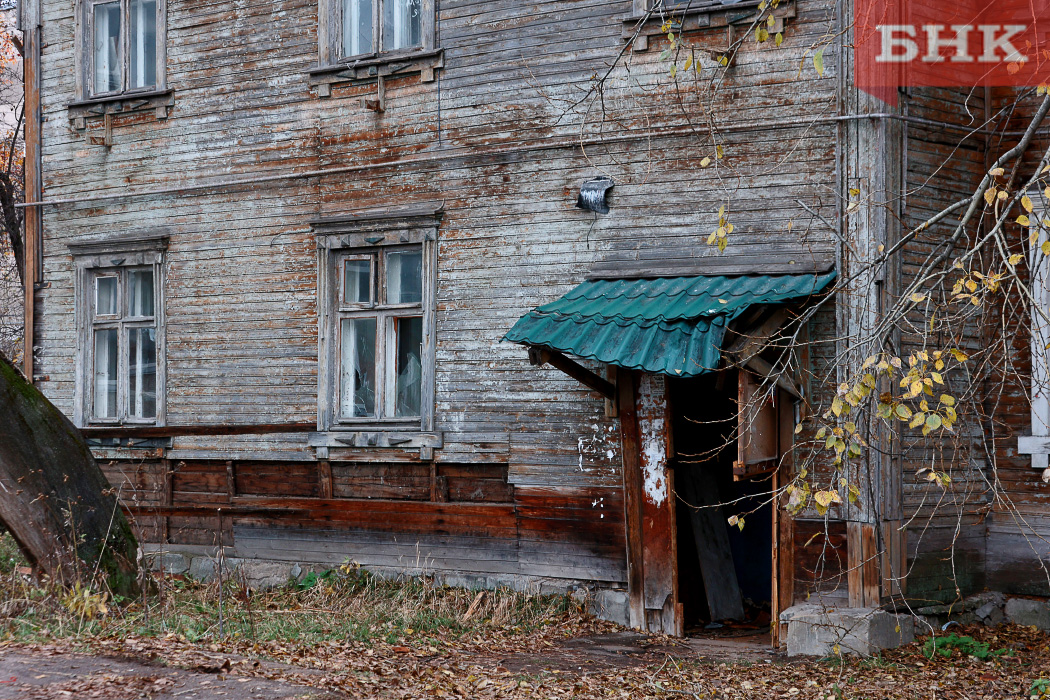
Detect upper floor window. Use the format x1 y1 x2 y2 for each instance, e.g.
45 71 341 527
319 0 435 66
69 234 168 427
81 0 166 98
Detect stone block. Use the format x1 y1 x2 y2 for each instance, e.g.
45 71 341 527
1005 598 1050 631
590 589 630 628
780 605 915 657
187 556 216 581
152 553 189 575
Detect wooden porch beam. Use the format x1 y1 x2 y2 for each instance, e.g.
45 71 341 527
527 346 616 399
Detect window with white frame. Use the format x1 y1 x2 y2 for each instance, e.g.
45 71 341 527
313 207 438 433
319 0 434 65
81 0 165 98
69 234 167 426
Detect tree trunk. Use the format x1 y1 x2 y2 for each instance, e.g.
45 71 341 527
0 352 140 597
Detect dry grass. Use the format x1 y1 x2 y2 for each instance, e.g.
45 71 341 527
0 535 584 648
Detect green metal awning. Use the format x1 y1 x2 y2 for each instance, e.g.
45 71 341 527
504 272 837 378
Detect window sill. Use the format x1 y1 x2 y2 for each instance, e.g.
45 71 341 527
308 49 443 97
67 89 174 128
622 0 794 51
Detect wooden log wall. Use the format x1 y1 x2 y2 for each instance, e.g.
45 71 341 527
32 0 839 590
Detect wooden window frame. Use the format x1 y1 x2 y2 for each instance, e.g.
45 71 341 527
317 0 436 67
69 233 168 428
77 0 167 101
313 206 440 435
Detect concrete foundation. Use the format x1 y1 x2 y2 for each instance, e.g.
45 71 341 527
780 604 915 657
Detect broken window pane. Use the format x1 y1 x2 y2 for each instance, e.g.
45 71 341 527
93 2 122 94
340 318 377 417
393 316 422 417
128 327 157 419
386 250 422 304
129 0 157 90
343 258 372 305
95 276 118 316
343 0 374 56
128 269 155 317
383 0 422 51
94 329 119 419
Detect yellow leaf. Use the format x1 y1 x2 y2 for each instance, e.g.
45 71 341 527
940 394 955 406
774 32 783 46
716 145 725 159
949 349 969 362
910 292 927 303
1009 253 1024 265
831 396 844 417
701 156 711 167
767 13 776 27
998 190 1009 201
813 47 825 77
990 167 1005 177
909 412 925 428
931 372 944 385
984 188 996 205
1018 215 1031 226
1023 195 1035 212
684 55 693 72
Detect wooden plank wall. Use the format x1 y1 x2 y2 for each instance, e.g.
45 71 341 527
896 87 993 604
33 0 839 587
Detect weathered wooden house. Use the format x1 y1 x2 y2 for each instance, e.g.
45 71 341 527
16 0 1050 648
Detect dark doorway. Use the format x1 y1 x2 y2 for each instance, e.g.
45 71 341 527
670 371 774 635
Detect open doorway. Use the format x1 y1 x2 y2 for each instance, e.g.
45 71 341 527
670 371 774 639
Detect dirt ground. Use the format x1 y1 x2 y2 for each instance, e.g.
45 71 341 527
0 624 1045 699
0 630 775 699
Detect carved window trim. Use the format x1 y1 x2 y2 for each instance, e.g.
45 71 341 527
312 204 441 437
68 233 169 428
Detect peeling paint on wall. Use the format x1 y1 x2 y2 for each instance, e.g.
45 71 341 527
638 374 668 506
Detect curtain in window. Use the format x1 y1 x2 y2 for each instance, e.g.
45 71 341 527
129 328 157 419
343 0 373 56
383 0 422 51
93 2 122 93
340 318 377 417
94 329 119 418
393 316 422 417
128 269 154 317
129 0 157 90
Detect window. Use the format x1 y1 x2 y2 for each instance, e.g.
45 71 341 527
336 248 424 420
69 234 167 427
313 205 439 433
81 0 165 98
319 0 435 65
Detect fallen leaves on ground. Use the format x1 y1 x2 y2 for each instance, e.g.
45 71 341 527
3 621 1049 699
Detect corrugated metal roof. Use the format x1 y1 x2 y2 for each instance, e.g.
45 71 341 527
504 272 836 377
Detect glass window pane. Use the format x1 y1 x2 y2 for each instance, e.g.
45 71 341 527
343 0 374 56
95 276 118 316
128 327 157 419
128 269 155 317
93 329 118 419
393 316 422 417
129 0 157 90
382 0 422 51
342 258 372 305
340 318 377 418
93 2 122 94
386 249 423 304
